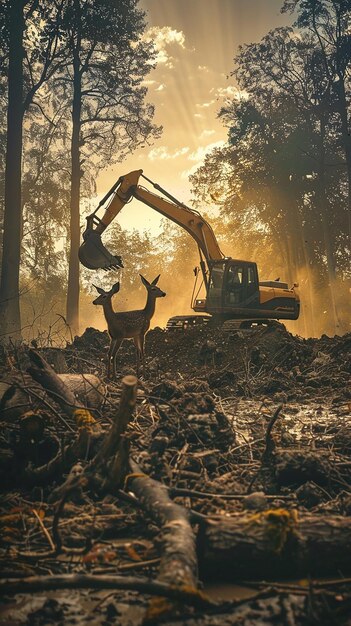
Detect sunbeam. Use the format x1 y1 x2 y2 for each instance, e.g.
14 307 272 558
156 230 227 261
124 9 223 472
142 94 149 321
98 0 294 232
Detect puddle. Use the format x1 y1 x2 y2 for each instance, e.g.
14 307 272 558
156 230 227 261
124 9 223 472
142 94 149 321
219 398 349 448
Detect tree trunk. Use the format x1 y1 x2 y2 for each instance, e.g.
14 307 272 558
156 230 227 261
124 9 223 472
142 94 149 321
317 116 342 335
275 185 311 336
0 0 25 341
299 237 316 337
199 512 351 581
296 201 319 338
334 77 351 244
66 7 82 336
296 199 316 338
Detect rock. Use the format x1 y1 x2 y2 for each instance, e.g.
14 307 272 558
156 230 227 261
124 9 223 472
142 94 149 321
243 491 267 511
296 481 324 508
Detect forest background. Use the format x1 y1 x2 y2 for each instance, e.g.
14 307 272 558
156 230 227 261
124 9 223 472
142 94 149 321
0 0 350 345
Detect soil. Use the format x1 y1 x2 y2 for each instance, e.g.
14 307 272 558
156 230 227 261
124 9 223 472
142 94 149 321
0 323 351 625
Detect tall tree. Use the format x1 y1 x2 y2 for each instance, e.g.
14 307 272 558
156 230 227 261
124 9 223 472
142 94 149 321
282 0 351 241
0 0 65 340
235 22 349 332
190 16 350 335
59 0 161 334
0 0 24 340
21 112 70 284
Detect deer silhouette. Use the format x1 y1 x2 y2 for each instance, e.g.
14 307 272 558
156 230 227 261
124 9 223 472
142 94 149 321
93 275 166 378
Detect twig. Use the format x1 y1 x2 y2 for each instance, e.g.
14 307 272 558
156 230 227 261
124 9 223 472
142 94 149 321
32 509 55 552
247 405 283 493
0 574 213 607
170 487 295 501
51 478 88 555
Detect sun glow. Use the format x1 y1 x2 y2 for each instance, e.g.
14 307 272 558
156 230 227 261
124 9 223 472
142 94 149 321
97 0 293 234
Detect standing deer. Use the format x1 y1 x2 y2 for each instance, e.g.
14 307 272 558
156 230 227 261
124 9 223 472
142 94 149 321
92 275 166 378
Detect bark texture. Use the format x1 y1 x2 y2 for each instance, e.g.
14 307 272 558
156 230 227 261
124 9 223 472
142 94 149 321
198 510 351 580
127 459 200 622
66 0 82 334
0 0 25 339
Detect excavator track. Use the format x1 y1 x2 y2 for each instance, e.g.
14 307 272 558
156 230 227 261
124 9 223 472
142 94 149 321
166 315 210 330
166 315 285 333
221 319 283 333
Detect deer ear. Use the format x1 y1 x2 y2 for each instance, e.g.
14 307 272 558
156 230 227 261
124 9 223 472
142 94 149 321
93 284 106 295
139 274 149 287
151 274 160 286
112 282 120 294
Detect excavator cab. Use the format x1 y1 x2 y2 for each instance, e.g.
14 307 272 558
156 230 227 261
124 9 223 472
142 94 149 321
194 259 299 321
204 260 259 314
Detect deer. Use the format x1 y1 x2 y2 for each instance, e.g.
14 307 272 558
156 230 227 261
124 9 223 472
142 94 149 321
92 275 166 378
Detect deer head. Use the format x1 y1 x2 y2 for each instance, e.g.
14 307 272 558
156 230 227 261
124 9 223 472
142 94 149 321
140 274 166 298
92 281 120 305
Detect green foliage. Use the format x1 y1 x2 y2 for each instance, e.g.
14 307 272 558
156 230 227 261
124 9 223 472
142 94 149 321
190 0 351 336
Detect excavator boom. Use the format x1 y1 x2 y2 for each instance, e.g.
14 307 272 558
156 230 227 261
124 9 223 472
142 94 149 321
78 170 223 271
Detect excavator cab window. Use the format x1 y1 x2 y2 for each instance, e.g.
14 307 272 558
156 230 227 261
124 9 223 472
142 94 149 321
207 262 225 309
225 264 244 305
207 261 259 311
224 261 259 308
247 264 258 297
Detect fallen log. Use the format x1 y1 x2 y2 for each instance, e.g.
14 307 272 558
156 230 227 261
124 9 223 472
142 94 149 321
198 510 351 580
51 375 138 499
57 373 106 408
24 351 101 484
27 350 103 426
126 460 201 621
0 373 105 421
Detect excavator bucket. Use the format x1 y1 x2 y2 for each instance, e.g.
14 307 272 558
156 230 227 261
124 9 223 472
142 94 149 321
78 228 123 271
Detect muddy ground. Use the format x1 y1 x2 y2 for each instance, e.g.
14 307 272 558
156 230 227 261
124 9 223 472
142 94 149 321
0 323 351 625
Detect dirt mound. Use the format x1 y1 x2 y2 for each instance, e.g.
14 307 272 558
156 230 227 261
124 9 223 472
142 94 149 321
59 325 351 401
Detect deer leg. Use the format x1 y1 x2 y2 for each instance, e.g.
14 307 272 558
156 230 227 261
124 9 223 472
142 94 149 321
133 336 142 378
140 334 146 377
111 337 123 379
107 339 117 378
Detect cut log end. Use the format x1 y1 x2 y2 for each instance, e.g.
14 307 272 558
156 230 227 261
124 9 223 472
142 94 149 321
122 375 138 387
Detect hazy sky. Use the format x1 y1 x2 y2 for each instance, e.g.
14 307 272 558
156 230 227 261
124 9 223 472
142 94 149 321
97 0 294 232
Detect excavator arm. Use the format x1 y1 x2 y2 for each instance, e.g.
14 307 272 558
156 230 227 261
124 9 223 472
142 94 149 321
78 170 224 273
79 169 300 324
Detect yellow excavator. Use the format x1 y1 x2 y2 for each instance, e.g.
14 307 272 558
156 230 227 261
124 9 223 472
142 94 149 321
78 170 300 327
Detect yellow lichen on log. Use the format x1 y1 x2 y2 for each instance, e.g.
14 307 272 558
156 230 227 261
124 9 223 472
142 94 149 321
245 508 298 553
